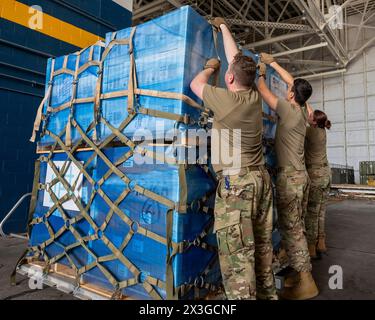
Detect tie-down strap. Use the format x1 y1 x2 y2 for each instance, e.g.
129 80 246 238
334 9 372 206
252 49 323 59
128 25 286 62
30 26 206 145
13 142 216 299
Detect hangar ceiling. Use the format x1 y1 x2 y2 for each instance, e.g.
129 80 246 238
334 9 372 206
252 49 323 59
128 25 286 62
132 0 375 78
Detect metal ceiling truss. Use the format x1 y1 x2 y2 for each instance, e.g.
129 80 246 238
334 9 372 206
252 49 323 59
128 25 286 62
132 0 375 78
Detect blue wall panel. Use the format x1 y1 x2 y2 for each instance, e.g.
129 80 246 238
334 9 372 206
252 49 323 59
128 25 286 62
0 89 40 233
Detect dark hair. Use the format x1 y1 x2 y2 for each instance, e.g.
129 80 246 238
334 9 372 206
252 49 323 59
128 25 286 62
292 78 312 106
313 109 331 129
230 53 257 88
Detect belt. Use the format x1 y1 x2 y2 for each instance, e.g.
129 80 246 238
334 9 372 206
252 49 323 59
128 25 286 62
277 165 305 173
220 165 266 178
306 162 329 169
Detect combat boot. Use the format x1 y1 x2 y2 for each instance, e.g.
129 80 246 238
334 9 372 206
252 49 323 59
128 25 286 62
284 272 299 288
316 235 327 253
280 272 319 300
308 244 318 259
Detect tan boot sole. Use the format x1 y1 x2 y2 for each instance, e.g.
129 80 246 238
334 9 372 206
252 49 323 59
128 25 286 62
280 287 319 300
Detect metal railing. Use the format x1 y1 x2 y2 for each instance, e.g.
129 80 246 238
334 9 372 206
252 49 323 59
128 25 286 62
0 193 32 239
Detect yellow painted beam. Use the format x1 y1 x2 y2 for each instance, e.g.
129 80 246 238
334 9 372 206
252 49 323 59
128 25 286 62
0 0 104 48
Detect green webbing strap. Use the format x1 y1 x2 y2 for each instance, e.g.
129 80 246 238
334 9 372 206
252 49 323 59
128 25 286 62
72 119 131 183
127 27 137 115
100 117 180 166
179 165 188 213
76 60 100 75
136 88 203 110
133 185 177 213
65 51 81 147
137 107 191 125
96 113 136 149
30 59 55 142
212 25 220 60
175 254 221 299
10 249 29 286
53 69 75 77
118 277 141 291
97 150 134 186
147 276 166 290
99 117 136 149
101 234 141 279
166 209 176 300
45 130 96 186
143 282 163 300
100 189 130 231
28 160 41 234
170 219 215 256
211 26 220 87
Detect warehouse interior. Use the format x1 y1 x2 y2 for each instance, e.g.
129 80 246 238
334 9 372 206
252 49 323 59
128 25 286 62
0 0 375 301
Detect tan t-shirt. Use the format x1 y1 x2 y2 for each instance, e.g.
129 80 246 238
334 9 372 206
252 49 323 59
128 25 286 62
203 85 264 174
305 126 328 165
275 99 307 170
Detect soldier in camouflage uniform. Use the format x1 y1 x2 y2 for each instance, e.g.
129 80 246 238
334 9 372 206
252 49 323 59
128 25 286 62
257 54 319 299
304 109 332 257
190 18 277 300
276 168 311 272
214 168 276 300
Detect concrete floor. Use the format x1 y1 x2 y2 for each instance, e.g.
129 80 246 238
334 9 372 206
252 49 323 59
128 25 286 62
0 199 374 300
312 199 375 300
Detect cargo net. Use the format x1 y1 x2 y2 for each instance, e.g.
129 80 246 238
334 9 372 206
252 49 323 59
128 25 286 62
15 26 223 300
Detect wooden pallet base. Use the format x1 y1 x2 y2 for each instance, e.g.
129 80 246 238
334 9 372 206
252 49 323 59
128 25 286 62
18 261 130 300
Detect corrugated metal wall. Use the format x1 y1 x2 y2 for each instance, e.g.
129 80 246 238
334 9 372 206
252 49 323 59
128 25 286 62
309 14 375 183
0 0 132 233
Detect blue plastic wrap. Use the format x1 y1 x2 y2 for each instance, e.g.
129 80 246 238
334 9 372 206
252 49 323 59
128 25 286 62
38 6 217 148
99 6 215 140
29 145 220 299
39 44 103 147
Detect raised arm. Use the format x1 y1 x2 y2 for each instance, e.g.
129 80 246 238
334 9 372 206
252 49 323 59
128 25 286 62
306 102 314 117
211 18 239 64
260 53 294 86
256 63 278 111
190 58 221 100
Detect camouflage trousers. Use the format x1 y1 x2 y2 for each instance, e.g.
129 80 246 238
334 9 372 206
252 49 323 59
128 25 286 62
214 167 277 300
276 168 312 273
305 165 331 245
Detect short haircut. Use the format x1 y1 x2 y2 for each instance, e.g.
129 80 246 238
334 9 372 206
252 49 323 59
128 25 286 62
230 53 257 88
292 78 313 106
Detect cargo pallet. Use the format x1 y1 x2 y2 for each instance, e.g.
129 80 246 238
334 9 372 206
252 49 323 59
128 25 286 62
18 261 132 300
17 256 289 300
